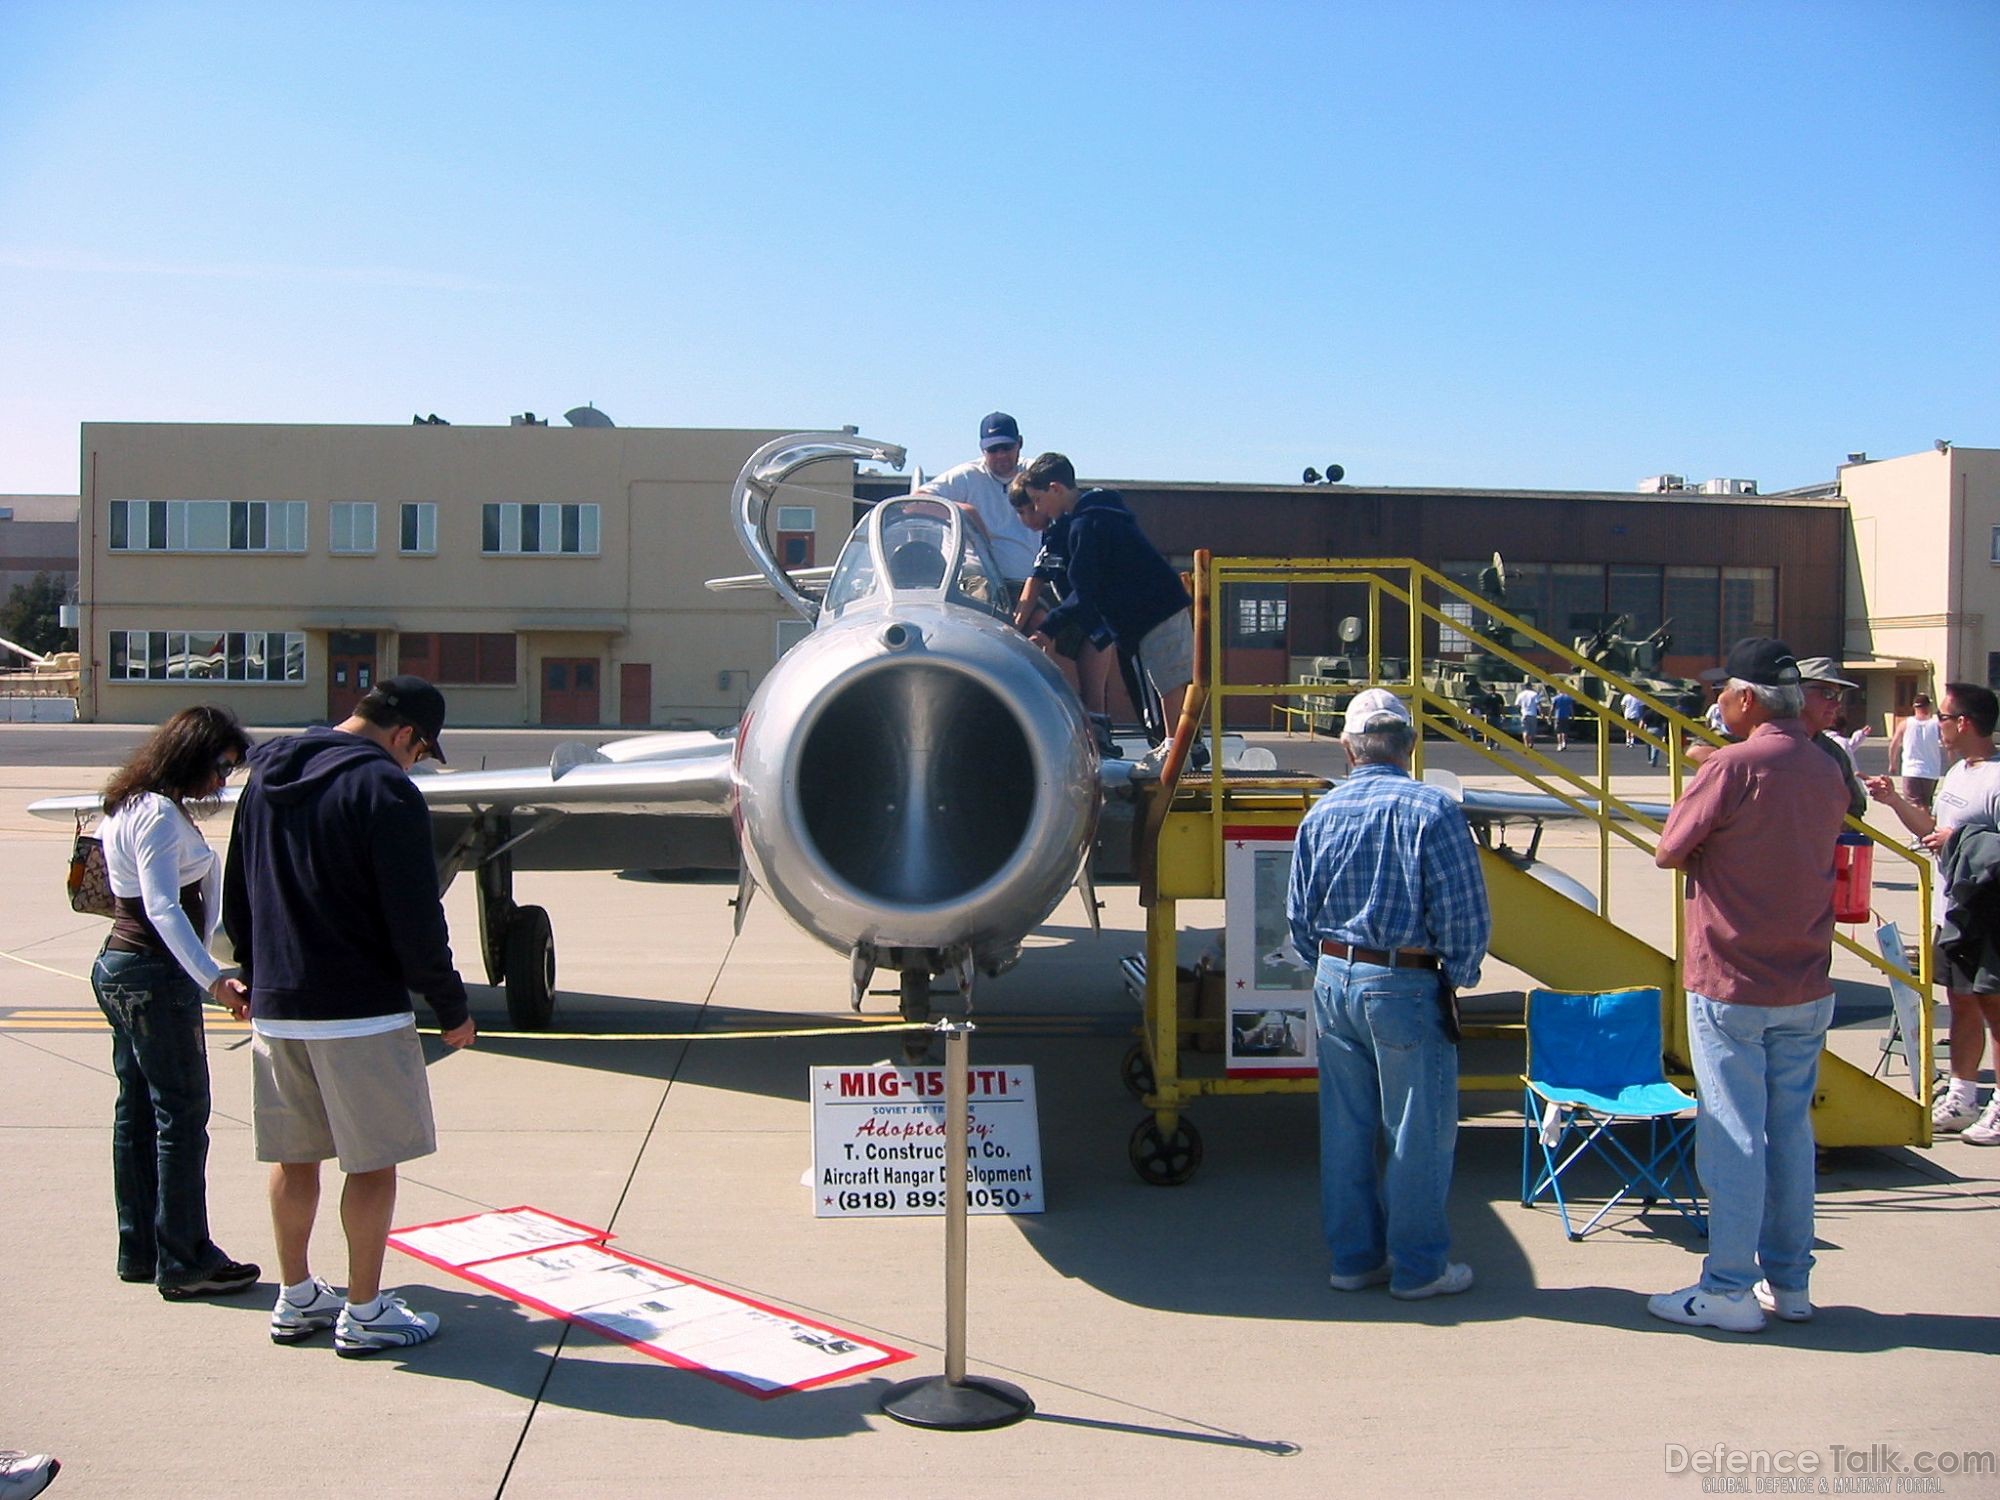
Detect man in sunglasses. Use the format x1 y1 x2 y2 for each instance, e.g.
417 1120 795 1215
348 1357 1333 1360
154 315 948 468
911 410 1042 597
223 675 474 1356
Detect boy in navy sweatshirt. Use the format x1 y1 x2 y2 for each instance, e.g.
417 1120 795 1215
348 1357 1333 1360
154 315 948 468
1015 453 1196 762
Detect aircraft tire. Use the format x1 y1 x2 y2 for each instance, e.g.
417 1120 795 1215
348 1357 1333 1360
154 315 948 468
504 905 556 1031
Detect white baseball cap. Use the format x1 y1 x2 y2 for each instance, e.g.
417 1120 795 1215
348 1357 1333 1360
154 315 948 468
1344 687 1412 732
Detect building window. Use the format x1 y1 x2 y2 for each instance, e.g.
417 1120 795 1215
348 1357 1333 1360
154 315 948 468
1990 527 2000 565
776 619 810 659
107 500 307 554
776 504 816 568
480 502 599 556
398 631 516 685
1549 565 1606 642
108 629 305 682
329 502 376 555
1228 587 1288 649
1720 567 1777 643
400 503 437 556
1607 564 1664 637
1663 566 1722 658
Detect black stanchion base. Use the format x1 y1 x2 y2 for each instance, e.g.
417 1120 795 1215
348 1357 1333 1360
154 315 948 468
880 1374 1035 1431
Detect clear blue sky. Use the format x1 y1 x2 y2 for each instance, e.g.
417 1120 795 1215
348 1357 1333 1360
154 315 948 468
3 0 1994 496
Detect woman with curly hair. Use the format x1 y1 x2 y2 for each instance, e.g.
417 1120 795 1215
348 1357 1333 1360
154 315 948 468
92 705 261 1298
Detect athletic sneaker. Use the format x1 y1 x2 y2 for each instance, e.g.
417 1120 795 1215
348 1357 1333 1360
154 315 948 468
159 1257 261 1300
270 1275 344 1343
1647 1283 1766 1333
1754 1279 1813 1323
1390 1262 1474 1301
1328 1263 1391 1292
0 1450 61 1500
1962 1095 2000 1147
335 1293 440 1357
1934 1088 1982 1133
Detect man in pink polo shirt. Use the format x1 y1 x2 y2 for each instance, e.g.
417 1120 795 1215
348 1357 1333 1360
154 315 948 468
1648 637 1850 1333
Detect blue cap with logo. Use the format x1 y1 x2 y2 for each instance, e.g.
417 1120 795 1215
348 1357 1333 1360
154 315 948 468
979 412 1021 450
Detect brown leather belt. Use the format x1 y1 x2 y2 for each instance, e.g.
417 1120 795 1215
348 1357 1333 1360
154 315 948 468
1319 939 1440 970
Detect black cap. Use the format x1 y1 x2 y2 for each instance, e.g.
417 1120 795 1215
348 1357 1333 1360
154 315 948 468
365 675 448 763
979 411 1021 450
1699 636 1801 688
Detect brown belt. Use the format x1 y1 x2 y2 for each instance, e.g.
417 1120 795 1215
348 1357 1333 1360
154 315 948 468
1319 939 1440 971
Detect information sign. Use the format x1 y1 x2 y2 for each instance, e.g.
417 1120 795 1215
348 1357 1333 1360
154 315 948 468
1224 826 1317 1077
809 1062 1044 1217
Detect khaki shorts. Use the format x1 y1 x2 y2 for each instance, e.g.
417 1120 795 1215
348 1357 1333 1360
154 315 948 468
1137 607 1195 696
253 1025 437 1174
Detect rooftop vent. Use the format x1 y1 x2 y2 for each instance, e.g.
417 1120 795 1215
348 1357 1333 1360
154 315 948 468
511 412 549 427
1636 474 1687 493
1700 478 1759 496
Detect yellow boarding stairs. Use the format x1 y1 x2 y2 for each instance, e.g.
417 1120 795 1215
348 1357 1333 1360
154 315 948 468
1124 553 1932 1184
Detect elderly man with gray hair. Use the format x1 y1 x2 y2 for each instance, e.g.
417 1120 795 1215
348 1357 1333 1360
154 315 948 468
1286 688 1491 1301
1649 638 1850 1333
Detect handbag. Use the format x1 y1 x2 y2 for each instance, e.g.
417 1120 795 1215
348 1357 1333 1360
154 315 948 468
67 817 115 917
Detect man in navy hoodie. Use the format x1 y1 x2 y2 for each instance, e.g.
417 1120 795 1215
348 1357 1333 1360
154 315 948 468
1016 453 1196 768
223 676 474 1356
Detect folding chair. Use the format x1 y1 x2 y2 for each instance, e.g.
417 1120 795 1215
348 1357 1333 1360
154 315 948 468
1521 986 1706 1240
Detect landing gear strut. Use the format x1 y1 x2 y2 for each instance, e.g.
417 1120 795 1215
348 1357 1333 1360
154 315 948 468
475 834 558 1030
899 970 937 1062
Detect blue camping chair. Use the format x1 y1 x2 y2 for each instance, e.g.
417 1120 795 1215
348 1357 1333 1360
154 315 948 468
1521 986 1706 1240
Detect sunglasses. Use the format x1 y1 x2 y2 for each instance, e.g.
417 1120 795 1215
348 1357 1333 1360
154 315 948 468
214 757 242 778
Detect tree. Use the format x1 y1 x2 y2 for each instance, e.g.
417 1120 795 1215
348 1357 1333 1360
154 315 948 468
0 571 76 658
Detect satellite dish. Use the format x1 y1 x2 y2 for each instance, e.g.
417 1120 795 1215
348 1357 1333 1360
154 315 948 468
1302 467 1322 485
1339 616 1362 644
1324 463 1345 483
565 405 615 428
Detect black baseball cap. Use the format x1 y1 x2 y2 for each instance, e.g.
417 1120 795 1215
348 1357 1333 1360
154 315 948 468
1699 637 1802 688
979 411 1021 450
365 675 448 763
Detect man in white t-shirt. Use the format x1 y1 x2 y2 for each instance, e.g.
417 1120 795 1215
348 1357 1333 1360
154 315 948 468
912 411 1042 592
1868 682 2000 1145
1514 684 1543 748
1620 690 1644 745
1886 694 1944 811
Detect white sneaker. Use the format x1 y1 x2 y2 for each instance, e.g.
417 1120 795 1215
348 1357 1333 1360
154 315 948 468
1647 1283 1766 1333
0 1451 61 1500
1934 1089 1983 1133
1390 1262 1473 1300
270 1274 344 1343
1328 1262 1391 1292
334 1292 440 1357
1753 1279 1813 1322
1963 1095 2000 1147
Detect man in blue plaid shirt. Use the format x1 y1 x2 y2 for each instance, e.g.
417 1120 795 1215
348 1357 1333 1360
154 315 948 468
1286 688 1490 1301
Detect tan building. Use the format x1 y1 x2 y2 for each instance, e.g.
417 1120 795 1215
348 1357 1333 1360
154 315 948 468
1843 444 2000 729
78 422 852 727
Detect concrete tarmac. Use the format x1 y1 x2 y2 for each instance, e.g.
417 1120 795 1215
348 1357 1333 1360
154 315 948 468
3 728 1997 1498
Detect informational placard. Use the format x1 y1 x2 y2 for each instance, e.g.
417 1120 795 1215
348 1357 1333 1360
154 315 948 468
809 1063 1044 1217
1224 826 1317 1078
388 1207 909 1397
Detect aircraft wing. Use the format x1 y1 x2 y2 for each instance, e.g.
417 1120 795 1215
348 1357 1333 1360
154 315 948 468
1424 768 1671 825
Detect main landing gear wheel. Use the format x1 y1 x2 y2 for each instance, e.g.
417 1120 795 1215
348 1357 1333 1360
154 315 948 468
503 904 556 1031
1120 1043 1156 1101
1128 1115 1202 1186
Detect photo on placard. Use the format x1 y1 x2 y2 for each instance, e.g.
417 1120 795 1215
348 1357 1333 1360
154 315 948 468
1231 1006 1309 1058
1253 847 1313 988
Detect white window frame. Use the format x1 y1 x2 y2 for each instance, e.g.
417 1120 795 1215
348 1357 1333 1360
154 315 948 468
107 499 308 554
106 628 307 683
400 502 438 556
329 502 377 555
480 502 602 556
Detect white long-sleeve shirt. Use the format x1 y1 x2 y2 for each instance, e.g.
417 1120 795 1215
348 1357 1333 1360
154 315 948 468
99 791 225 991
914 461 1041 583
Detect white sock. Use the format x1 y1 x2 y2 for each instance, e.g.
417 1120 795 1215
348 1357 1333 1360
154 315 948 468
1948 1078 1980 1107
284 1277 320 1305
346 1295 383 1319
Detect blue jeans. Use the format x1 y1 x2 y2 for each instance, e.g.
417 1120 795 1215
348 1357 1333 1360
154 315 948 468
1313 956 1459 1291
1687 991 1834 1295
91 949 226 1288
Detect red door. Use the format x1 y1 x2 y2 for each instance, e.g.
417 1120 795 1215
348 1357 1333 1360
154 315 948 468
619 663 652 727
327 632 377 721
541 657 601 725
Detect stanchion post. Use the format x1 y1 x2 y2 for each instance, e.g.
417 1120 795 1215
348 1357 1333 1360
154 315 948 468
880 1021 1033 1431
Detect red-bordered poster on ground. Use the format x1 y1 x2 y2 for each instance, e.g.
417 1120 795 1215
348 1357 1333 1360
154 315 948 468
388 1207 911 1398
1223 825 1316 1078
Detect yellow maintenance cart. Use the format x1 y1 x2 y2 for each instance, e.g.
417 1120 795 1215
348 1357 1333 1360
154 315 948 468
1122 554 1933 1184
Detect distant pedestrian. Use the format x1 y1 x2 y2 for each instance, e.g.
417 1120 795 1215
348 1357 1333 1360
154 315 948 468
91 706 261 1300
1514 683 1542 749
1886 694 1944 812
1649 638 1848 1332
224 677 475 1355
1620 690 1644 745
1550 689 1575 751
